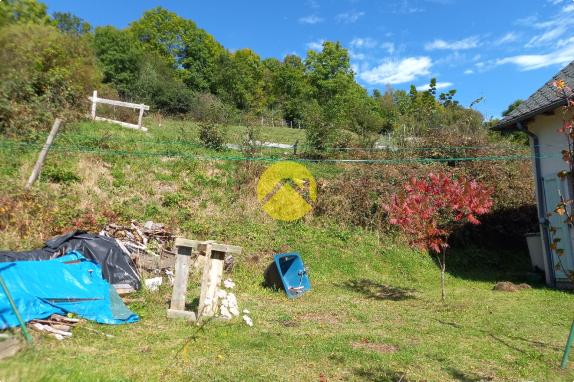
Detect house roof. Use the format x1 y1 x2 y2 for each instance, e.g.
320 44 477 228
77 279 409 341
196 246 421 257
495 61 574 130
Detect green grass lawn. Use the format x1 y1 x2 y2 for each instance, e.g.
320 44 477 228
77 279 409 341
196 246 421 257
0 120 572 381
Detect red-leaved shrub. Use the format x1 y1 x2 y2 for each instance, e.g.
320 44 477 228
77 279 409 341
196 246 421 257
386 172 493 300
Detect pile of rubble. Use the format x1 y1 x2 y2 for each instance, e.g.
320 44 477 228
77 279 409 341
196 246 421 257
216 278 253 327
100 220 176 276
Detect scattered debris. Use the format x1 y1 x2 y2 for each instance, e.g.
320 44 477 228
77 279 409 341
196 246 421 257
493 282 532 292
100 220 175 279
243 315 253 327
215 278 253 326
28 314 81 341
145 277 163 292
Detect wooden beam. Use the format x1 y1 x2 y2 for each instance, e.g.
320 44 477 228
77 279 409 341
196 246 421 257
25 118 62 190
91 90 97 119
88 96 150 110
94 117 148 132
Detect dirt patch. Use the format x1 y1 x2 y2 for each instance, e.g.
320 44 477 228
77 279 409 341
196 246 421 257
352 339 398 354
493 281 532 292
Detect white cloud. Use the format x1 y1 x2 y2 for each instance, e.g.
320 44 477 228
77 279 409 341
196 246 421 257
416 82 453 91
306 39 325 51
299 15 324 24
425 36 480 51
496 43 574 70
350 37 378 49
464 69 474 75
548 0 564 4
381 42 396 55
335 11 365 23
495 32 519 45
525 4 574 47
349 51 366 61
350 38 395 54
358 56 433 85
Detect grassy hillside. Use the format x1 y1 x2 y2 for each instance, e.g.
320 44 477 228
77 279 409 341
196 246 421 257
0 120 573 381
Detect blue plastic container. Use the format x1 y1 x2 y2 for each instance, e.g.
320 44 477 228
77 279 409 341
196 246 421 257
273 253 311 298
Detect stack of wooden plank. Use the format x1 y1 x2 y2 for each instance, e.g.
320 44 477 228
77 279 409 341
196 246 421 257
28 314 81 341
99 220 176 274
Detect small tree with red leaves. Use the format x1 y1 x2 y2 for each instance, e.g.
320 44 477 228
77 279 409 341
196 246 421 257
386 172 493 301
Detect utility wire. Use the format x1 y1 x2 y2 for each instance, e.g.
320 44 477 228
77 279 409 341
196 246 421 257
0 140 556 164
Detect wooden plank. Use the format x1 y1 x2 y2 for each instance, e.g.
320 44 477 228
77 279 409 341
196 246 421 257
88 97 150 110
137 104 145 130
174 238 201 250
94 117 148 132
91 90 97 119
169 244 192 312
25 118 62 190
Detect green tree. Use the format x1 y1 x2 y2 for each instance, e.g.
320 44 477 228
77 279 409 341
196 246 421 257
129 7 225 92
52 12 91 35
305 41 354 104
216 48 264 111
276 55 311 126
0 0 49 27
502 99 523 117
94 26 143 96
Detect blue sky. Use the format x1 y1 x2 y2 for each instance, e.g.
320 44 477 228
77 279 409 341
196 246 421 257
42 0 574 119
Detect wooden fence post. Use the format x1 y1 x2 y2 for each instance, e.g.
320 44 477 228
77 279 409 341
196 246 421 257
91 90 97 120
25 118 62 190
137 104 145 130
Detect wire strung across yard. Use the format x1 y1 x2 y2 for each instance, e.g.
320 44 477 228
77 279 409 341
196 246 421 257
0 139 560 164
52 133 537 152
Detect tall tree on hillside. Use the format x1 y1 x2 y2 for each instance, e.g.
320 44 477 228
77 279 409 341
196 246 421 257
305 41 354 104
129 7 225 93
0 0 50 27
94 26 143 96
216 48 264 111
277 55 312 126
52 12 91 35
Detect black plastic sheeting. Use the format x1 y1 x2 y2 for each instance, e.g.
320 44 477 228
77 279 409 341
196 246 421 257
0 231 141 290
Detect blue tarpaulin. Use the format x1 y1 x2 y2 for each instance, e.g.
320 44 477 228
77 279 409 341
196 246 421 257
0 251 139 329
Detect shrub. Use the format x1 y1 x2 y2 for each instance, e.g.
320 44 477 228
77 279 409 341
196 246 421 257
190 93 235 124
386 173 493 300
199 122 227 151
42 166 81 184
0 23 101 138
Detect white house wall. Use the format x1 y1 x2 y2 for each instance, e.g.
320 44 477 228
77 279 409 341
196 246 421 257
529 112 572 284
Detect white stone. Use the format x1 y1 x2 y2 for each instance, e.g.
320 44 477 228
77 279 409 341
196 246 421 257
229 306 240 317
217 289 228 299
220 306 232 319
243 315 253 327
144 277 162 292
223 279 236 289
242 309 250 314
